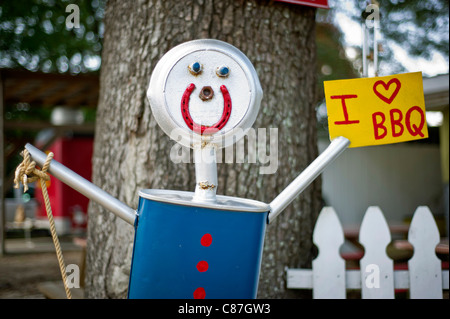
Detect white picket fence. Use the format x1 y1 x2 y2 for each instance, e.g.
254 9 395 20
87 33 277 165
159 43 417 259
286 206 449 299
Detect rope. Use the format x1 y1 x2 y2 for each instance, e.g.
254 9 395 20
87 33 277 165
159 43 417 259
14 149 72 299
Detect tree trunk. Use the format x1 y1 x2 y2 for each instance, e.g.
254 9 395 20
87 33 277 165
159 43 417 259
85 0 319 299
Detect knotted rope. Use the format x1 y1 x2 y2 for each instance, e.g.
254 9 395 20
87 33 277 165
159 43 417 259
14 149 72 299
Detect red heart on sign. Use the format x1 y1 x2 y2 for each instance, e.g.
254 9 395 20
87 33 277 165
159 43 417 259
373 78 401 104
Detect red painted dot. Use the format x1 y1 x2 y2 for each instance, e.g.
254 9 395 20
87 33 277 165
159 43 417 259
201 233 212 247
196 260 209 272
193 287 206 299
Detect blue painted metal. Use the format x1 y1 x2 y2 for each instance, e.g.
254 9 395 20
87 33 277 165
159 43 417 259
128 190 269 299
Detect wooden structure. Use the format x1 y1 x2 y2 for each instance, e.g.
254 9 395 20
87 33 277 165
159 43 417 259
0 68 99 255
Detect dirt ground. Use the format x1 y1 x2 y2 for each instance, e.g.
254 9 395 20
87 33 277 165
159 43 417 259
0 236 84 299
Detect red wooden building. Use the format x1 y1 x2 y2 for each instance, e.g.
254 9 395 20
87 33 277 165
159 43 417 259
35 137 93 235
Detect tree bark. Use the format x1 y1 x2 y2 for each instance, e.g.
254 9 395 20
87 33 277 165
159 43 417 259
85 0 319 299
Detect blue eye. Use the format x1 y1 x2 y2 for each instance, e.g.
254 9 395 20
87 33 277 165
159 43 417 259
216 66 230 77
189 62 202 75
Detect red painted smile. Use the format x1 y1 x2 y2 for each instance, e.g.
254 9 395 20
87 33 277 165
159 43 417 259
181 83 232 135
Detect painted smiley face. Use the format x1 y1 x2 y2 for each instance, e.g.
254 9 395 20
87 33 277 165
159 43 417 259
181 82 232 134
148 39 262 149
164 49 252 135
181 61 233 134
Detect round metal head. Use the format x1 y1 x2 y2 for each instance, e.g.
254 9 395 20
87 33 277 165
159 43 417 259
147 39 263 149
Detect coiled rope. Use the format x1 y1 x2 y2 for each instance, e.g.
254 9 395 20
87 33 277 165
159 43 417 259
14 149 72 299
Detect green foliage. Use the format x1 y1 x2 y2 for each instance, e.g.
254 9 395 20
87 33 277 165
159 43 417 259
0 0 105 73
316 22 359 95
1 0 447 76
361 0 449 60
5 102 52 122
329 0 449 75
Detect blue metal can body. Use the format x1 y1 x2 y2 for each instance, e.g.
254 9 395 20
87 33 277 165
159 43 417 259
128 189 269 299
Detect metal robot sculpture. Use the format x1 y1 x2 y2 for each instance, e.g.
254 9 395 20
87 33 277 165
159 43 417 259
23 39 350 299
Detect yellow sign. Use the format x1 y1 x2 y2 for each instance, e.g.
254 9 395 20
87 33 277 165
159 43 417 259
324 72 428 148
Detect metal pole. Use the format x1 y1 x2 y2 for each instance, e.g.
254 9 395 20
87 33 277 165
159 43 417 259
193 145 218 203
268 136 350 223
373 21 378 77
362 23 369 77
25 143 137 226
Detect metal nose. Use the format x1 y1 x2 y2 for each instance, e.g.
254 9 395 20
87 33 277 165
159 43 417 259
199 86 214 101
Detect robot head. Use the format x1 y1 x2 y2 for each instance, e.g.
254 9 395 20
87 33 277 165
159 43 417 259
148 39 263 149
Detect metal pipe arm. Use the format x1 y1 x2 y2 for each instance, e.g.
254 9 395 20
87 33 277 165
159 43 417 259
25 143 137 226
268 136 350 223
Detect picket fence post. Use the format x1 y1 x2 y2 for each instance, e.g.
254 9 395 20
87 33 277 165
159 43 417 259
312 207 346 299
285 205 448 299
408 206 443 299
359 206 395 298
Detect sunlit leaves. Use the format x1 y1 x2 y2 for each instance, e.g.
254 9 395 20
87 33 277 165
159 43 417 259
0 0 105 73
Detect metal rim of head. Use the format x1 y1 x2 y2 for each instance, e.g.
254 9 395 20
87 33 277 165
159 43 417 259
147 39 263 149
